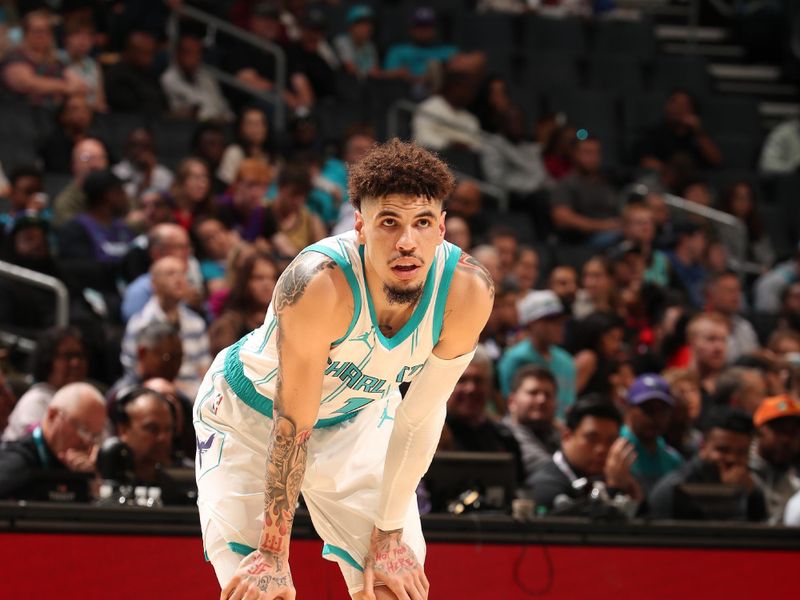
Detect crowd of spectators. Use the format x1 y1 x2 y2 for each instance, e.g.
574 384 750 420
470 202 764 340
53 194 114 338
0 1 799 527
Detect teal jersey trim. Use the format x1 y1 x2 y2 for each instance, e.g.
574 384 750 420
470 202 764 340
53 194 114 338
203 549 210 562
228 541 256 556
301 243 361 346
223 336 362 429
322 543 363 572
431 242 462 346
358 244 438 350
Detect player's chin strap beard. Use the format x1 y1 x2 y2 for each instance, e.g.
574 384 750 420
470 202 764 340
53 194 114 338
383 283 424 306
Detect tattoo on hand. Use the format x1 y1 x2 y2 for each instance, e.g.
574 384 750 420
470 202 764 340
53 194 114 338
456 253 495 299
273 254 336 314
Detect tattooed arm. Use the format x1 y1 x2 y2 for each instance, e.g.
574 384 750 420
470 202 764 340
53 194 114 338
362 252 494 600
221 252 352 600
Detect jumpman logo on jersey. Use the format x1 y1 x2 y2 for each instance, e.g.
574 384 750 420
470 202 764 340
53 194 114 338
377 399 394 428
197 433 215 468
350 327 375 351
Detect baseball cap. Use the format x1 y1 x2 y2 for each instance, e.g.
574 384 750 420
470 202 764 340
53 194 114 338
627 374 673 406
753 395 800 427
517 290 564 326
411 6 437 26
347 5 374 25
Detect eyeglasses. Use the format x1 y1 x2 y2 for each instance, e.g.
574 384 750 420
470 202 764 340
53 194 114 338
59 409 103 444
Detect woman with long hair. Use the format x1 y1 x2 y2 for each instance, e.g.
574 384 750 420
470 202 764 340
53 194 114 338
572 256 620 319
718 180 775 269
217 105 272 185
567 311 626 396
171 157 214 230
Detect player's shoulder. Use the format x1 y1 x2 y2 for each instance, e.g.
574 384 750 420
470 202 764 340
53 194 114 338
273 250 350 317
449 250 495 306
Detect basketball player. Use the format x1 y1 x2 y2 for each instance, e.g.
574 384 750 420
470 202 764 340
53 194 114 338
195 140 494 600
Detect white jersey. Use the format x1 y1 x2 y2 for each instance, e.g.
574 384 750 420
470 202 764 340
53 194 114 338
222 230 462 428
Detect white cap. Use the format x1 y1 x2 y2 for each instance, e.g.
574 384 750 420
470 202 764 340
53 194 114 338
517 290 564 326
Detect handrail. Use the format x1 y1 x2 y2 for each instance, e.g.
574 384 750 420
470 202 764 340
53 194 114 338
387 99 510 210
663 193 749 277
170 4 287 131
0 261 69 327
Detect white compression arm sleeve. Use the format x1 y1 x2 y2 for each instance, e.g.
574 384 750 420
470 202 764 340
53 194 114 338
375 348 476 531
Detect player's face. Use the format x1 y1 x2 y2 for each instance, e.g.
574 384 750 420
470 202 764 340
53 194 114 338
355 195 445 305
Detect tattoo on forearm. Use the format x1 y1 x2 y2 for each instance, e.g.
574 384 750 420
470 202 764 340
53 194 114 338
258 415 311 557
273 254 336 314
456 253 495 299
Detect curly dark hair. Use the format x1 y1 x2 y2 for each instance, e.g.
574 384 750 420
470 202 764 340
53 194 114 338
348 139 454 211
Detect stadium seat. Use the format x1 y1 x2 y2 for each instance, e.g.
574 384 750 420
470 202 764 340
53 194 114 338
650 56 712 95
714 134 760 170
545 89 620 137
621 92 668 135
153 118 197 171
521 15 587 55
586 56 646 93
454 13 515 53
592 19 657 58
700 96 762 140
438 146 483 179
518 53 582 92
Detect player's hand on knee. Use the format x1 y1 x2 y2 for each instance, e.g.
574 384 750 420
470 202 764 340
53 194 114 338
220 550 296 600
362 528 429 600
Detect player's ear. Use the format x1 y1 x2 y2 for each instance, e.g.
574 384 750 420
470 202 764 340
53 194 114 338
354 211 366 244
439 209 446 242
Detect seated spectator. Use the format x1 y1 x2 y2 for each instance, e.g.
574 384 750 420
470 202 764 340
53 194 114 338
489 226 518 282
2 9 85 109
108 322 183 401
208 250 277 355
718 181 774 269
0 382 105 500
550 136 621 247
193 217 241 295
572 256 619 319
334 5 379 79
750 395 800 523
412 67 482 152
59 16 107 112
530 397 641 511
39 94 96 174
170 157 215 231
53 138 109 227
444 215 471 251
218 106 272 186
687 312 730 409
502 366 562 483
121 223 203 322
57 170 134 264
445 180 486 242
113 127 174 200
620 374 683 493
666 221 709 308
0 216 60 330
759 117 800 174
776 283 800 333
568 312 626 397
471 75 513 134
648 406 767 522
442 349 522 478
663 369 704 458
384 7 457 80
263 162 325 258
2 328 88 442
755 245 800 315
481 105 551 199
547 265 579 315
636 90 722 173
497 290 576 416
511 245 539 293
160 33 233 122
104 30 166 114
480 281 520 360
191 122 229 195
330 126 377 235
542 124 576 181
618 203 671 288
704 271 759 363
216 158 273 242
142 377 194 466
0 166 47 232
286 9 339 102
110 387 175 484
711 367 767 417
227 5 314 113
121 256 211 397
769 328 800 358
681 179 715 209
